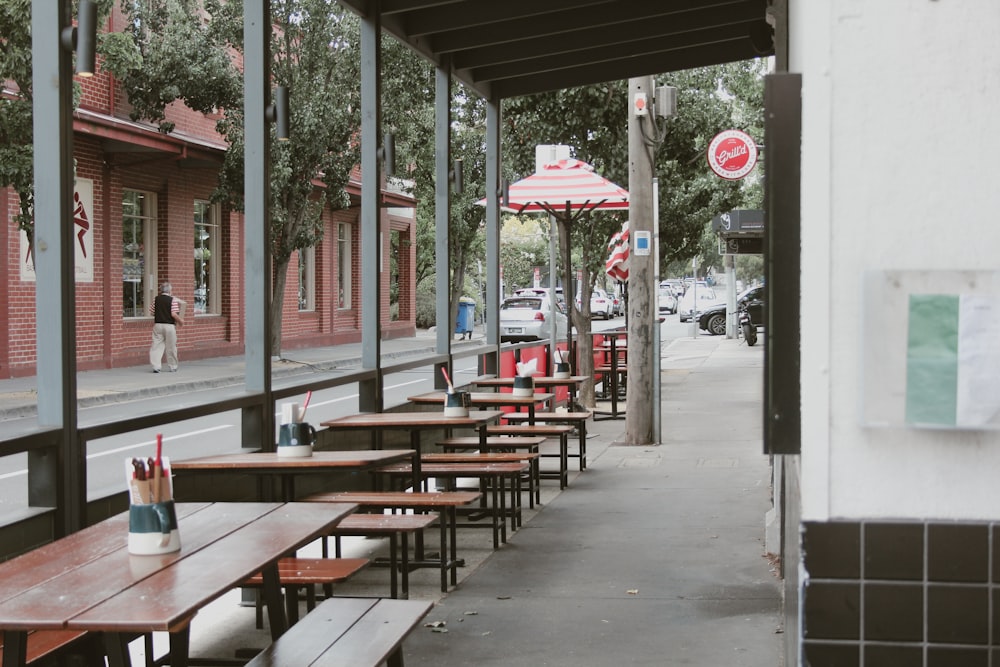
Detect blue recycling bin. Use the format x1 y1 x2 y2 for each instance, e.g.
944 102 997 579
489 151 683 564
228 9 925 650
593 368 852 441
455 298 475 339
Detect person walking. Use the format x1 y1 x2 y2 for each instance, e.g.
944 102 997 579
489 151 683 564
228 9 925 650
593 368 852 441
149 283 184 373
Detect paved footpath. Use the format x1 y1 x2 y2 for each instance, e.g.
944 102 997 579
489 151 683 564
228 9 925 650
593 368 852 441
396 335 782 667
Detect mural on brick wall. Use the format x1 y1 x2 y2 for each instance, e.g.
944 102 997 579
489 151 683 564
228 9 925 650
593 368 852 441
19 177 94 282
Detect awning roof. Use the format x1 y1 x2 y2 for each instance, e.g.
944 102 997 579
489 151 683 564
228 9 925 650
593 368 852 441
338 0 774 99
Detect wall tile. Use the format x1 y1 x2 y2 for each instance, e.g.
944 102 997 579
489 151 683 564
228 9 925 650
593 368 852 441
864 644 923 667
927 585 988 645
865 522 923 581
802 641 859 667
928 523 988 583
804 521 860 579
804 582 860 640
864 583 923 641
927 646 987 667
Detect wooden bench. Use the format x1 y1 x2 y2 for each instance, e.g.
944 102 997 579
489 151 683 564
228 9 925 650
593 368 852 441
302 491 481 591
486 423 574 489
437 436 545 505
0 630 93 665
245 597 432 667
502 410 591 470
324 512 439 599
244 557 370 626
376 462 528 547
422 452 541 510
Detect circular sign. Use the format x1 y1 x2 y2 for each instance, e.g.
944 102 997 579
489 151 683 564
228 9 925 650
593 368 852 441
707 130 758 180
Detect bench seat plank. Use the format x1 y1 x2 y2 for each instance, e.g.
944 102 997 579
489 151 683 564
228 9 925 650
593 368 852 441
245 597 432 667
486 424 573 488
0 630 89 665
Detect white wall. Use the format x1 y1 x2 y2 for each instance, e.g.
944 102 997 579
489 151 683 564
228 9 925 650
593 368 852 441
792 0 1000 521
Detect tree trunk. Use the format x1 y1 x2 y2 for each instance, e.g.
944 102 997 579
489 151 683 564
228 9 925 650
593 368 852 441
270 256 291 357
558 219 596 407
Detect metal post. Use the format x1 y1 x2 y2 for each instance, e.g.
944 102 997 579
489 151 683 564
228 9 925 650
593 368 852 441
31 0 81 533
484 99 501 372
359 7 383 412
434 59 452 361
242 0 273 447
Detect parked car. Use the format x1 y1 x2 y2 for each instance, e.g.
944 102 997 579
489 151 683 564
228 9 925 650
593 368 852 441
698 286 766 335
574 288 614 319
658 287 678 315
677 285 724 322
611 292 624 316
500 294 568 342
514 287 566 309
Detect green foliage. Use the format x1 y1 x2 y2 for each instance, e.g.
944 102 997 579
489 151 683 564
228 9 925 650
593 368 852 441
102 0 240 133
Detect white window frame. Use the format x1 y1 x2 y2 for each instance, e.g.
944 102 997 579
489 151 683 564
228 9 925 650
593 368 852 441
193 200 220 315
298 246 316 312
338 222 352 309
122 189 157 319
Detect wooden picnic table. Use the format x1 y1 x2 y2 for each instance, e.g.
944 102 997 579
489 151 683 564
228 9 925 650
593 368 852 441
171 449 416 501
0 502 356 667
473 375 587 406
321 410 504 451
406 391 553 423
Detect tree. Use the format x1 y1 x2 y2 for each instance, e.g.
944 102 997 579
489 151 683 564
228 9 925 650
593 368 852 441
1 0 116 264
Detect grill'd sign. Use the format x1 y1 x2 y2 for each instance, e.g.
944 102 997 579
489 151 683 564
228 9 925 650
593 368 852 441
707 130 758 180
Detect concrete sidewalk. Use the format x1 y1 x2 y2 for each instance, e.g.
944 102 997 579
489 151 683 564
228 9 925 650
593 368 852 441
140 334 781 666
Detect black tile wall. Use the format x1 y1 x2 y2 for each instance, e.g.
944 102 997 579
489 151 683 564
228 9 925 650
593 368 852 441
804 522 861 579
803 640 859 667
803 520 998 666
864 584 923 641
926 585 988 644
927 524 988 583
926 646 988 667
865 522 923 580
805 582 860 640
864 644 923 666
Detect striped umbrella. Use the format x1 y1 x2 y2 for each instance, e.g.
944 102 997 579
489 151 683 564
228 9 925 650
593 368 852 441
502 159 629 218
606 221 630 282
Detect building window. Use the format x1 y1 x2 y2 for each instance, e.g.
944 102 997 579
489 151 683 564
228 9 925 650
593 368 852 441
122 190 156 318
338 222 351 309
298 246 315 311
193 201 220 315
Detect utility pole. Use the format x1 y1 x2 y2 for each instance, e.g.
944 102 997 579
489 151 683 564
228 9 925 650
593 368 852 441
625 76 656 444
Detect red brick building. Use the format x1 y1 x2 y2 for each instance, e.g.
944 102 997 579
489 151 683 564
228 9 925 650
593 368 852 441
0 12 415 380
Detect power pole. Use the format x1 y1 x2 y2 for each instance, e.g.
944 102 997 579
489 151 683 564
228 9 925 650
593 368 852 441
625 76 656 444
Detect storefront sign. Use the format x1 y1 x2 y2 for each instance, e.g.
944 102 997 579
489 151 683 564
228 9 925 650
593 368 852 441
707 130 758 180
20 178 95 282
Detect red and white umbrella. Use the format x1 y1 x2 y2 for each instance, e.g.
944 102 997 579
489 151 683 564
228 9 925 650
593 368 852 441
606 221 629 282
500 159 629 218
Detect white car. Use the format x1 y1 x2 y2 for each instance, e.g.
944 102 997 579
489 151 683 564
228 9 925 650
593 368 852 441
575 288 614 319
500 294 569 342
677 286 725 322
658 287 678 314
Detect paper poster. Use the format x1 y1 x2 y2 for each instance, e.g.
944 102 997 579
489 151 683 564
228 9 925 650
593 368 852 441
905 294 1000 428
20 177 94 282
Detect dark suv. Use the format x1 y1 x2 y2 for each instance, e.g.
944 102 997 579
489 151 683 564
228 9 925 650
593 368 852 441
698 286 765 335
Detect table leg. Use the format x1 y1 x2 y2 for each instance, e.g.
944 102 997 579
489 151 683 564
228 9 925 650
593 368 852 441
2 630 27 667
102 632 132 667
260 563 288 640
167 628 190 667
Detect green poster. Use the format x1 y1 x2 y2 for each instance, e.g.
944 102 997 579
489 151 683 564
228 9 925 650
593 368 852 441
905 294 959 426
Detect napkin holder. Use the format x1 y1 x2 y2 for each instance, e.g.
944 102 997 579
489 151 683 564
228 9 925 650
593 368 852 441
553 362 571 379
512 375 535 397
444 391 471 417
128 500 181 555
278 422 316 457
